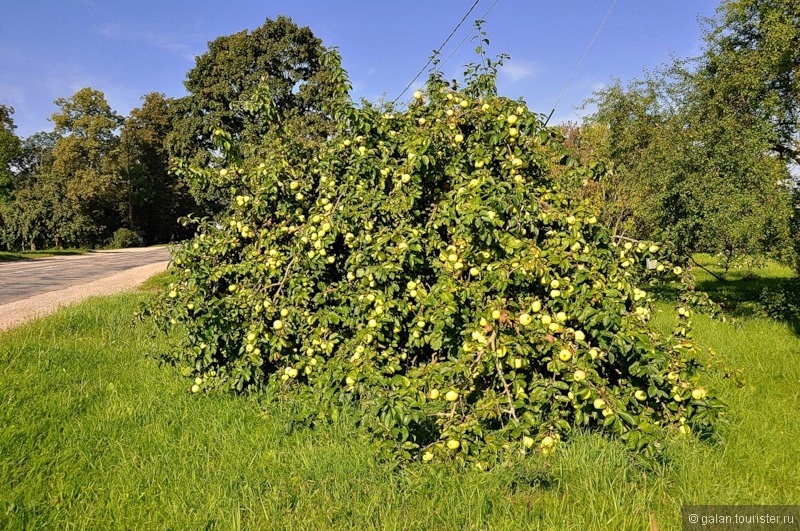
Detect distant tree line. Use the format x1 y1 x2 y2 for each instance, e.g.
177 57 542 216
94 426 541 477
0 16 339 250
562 0 799 274
0 4 797 274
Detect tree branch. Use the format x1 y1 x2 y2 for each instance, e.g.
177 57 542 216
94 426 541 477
495 360 518 423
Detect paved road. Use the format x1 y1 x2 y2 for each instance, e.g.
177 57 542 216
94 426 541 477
0 247 172 305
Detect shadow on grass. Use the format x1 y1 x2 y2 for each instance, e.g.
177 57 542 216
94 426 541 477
0 249 87 262
690 254 800 336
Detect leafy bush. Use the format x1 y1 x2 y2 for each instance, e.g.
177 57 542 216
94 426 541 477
149 54 724 467
759 284 800 322
110 227 142 249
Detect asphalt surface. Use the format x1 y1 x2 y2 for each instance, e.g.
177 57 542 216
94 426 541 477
0 247 172 305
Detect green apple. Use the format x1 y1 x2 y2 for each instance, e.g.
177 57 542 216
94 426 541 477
593 398 606 409
532 300 542 313
519 313 532 326
522 436 534 448
273 319 284 330
455 133 464 143
634 390 647 401
429 388 440 400
422 451 434 462
413 90 422 100
445 390 459 402
191 384 200 393
573 369 586 381
558 349 572 362
574 330 585 341
447 439 461 450
691 388 707 400
491 309 501 320
541 435 554 447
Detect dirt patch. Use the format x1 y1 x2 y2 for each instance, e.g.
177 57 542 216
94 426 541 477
0 261 168 331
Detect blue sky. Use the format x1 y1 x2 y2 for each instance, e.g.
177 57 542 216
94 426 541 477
1 0 720 138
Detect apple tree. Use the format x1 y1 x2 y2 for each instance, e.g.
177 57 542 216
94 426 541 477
150 52 724 467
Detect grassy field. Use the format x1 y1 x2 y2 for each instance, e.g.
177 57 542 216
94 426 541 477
1 267 799 529
0 249 87 262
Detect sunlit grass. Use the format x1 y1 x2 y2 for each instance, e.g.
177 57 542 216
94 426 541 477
1 273 798 529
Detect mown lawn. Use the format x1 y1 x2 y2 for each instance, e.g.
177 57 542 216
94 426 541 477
1 269 798 529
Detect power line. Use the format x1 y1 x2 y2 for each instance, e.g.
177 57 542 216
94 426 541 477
544 0 619 126
392 0 484 104
438 0 502 71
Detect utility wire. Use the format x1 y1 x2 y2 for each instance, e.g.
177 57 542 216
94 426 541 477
438 0 502 71
393 0 484 104
544 0 619 126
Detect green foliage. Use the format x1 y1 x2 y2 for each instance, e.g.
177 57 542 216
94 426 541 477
575 0 797 268
50 87 125 243
109 227 142 249
0 104 22 201
119 93 195 244
699 0 800 166
0 177 95 251
758 284 800 322
149 53 724 468
168 16 348 209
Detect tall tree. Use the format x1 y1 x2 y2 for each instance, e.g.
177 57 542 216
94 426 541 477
168 16 348 207
576 0 797 271
119 92 194 243
0 104 22 201
697 0 800 166
49 87 124 244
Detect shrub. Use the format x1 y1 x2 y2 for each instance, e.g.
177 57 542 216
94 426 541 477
149 54 724 467
110 227 142 249
759 284 800 322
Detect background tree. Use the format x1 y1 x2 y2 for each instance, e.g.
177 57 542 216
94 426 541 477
168 16 347 208
49 87 124 245
696 0 799 166
0 104 22 201
575 0 796 273
119 92 195 244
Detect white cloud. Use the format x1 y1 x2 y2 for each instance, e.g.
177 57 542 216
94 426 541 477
500 60 537 82
0 82 26 105
95 24 196 62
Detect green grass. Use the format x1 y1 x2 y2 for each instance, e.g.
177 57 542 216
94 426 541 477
690 253 796 317
0 249 87 262
1 279 799 528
